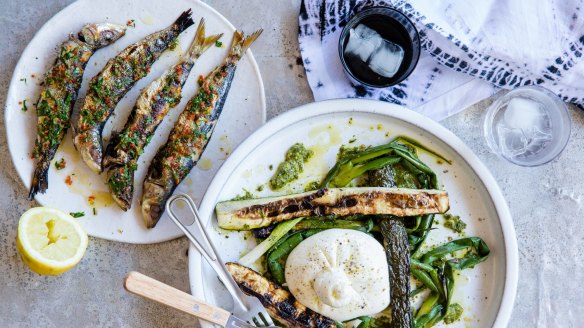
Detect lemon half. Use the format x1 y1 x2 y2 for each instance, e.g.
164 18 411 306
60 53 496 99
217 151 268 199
16 207 88 275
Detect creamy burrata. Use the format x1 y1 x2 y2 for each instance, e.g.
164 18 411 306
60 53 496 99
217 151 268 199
285 228 390 322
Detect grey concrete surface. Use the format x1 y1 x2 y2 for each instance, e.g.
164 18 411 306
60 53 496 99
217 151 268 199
1 0 583 327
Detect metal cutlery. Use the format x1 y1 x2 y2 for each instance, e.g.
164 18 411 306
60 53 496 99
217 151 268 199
124 271 277 328
165 193 275 327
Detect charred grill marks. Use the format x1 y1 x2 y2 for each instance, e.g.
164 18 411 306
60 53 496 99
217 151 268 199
236 189 444 219
226 263 336 328
28 23 126 199
140 29 262 228
103 19 221 210
73 10 195 174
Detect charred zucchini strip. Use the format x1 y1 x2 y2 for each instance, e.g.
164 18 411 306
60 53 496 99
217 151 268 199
216 187 449 230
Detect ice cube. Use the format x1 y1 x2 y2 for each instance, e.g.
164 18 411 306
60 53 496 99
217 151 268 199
497 125 528 158
367 38 404 78
344 24 382 63
503 97 549 138
524 126 553 155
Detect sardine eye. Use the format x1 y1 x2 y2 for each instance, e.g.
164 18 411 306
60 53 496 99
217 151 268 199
102 31 114 41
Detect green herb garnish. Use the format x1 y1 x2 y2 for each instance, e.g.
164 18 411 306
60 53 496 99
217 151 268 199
54 158 66 170
444 303 464 324
70 212 85 218
443 213 467 233
215 40 223 47
232 189 254 201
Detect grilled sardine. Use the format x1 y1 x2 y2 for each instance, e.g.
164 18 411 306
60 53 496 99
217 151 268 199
141 29 262 228
28 23 126 200
72 10 195 173
103 19 222 211
226 262 336 328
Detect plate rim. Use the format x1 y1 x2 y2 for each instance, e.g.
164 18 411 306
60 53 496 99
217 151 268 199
4 0 266 243
189 98 518 328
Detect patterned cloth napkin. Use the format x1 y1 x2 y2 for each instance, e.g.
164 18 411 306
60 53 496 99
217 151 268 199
298 0 584 120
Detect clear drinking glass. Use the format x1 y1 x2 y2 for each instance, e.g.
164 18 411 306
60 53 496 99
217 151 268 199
483 85 571 166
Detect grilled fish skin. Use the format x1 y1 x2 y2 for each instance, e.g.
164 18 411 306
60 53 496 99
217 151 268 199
226 262 336 328
28 23 126 200
72 10 195 174
141 29 262 228
103 19 222 211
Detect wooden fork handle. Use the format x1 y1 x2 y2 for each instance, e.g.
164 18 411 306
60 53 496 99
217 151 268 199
124 271 230 326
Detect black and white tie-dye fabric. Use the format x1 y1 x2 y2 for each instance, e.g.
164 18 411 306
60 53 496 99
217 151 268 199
299 0 584 120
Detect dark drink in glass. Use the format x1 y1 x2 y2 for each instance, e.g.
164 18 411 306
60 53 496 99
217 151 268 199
339 7 420 88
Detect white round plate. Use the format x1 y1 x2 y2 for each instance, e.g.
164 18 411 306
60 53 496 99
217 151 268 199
5 0 265 243
189 99 518 328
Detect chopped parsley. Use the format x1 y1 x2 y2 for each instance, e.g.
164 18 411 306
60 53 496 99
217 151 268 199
21 100 28 112
54 158 66 170
215 40 223 47
93 208 97 215
69 212 85 218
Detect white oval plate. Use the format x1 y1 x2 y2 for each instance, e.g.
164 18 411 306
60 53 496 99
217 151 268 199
5 0 265 243
189 99 518 328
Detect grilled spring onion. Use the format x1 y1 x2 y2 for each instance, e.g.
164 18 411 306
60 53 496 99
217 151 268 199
320 137 442 254
239 217 304 267
411 237 490 327
253 216 374 239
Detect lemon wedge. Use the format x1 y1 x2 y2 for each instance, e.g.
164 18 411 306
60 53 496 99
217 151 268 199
16 207 88 275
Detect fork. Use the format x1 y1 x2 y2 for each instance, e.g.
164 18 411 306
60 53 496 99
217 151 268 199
165 193 275 327
124 271 278 328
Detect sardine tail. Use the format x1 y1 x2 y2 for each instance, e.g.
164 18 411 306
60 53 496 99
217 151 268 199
187 18 223 58
228 29 262 59
174 9 195 33
241 29 263 52
204 33 223 52
28 162 49 200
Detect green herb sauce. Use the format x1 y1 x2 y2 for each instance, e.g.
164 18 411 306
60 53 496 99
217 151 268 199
443 213 467 233
444 303 464 324
269 143 313 190
232 189 254 201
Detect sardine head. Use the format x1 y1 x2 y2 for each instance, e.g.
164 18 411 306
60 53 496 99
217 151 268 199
79 23 126 49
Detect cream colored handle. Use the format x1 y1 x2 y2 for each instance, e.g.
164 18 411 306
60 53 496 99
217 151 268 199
124 271 230 326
